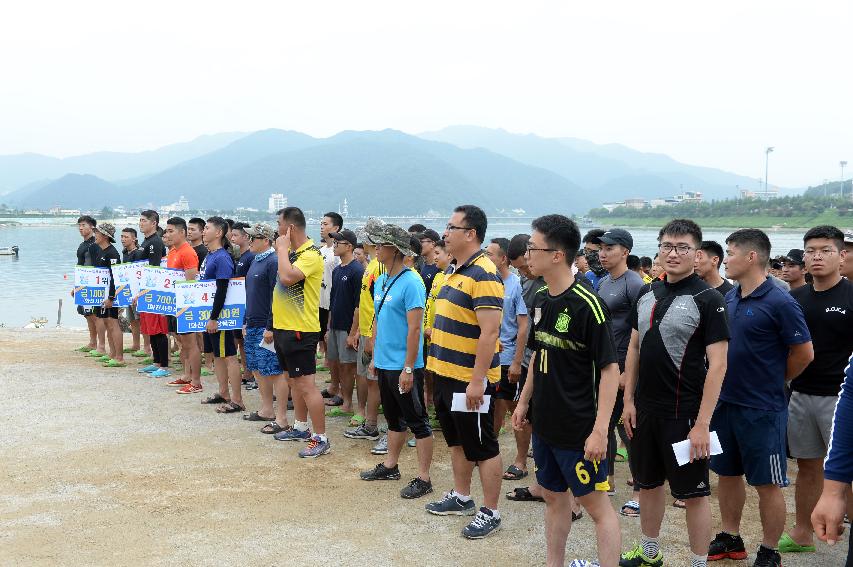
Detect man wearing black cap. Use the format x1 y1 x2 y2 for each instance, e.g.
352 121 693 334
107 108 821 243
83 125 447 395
417 229 442 296
327 229 365 416
780 249 807 291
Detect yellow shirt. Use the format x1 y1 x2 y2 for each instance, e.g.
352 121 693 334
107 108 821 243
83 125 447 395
272 239 323 332
357 258 385 338
642 273 653 284
424 270 447 334
426 250 504 383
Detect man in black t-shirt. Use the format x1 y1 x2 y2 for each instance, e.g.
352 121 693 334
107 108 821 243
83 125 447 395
74 215 102 353
91 223 125 367
696 240 734 296
621 220 730 567
782 226 853 553
512 215 621 567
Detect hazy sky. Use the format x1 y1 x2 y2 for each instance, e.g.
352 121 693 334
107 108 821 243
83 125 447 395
1 1 850 187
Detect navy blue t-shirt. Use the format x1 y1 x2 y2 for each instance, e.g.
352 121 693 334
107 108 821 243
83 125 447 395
244 249 277 330
235 249 255 278
420 263 441 297
329 260 364 331
721 277 812 411
199 247 235 281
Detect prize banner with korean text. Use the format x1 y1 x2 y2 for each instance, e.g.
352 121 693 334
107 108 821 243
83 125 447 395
136 266 185 315
175 279 246 333
109 261 146 308
73 266 111 307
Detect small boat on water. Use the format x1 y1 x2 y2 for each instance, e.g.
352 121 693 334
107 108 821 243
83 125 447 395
0 245 19 256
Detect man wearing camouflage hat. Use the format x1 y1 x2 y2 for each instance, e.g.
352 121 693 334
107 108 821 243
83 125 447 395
91 222 125 367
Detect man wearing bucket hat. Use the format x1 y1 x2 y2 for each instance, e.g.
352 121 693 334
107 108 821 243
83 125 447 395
358 220 435 499
92 222 125 367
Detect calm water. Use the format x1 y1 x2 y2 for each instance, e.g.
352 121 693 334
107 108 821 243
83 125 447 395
0 220 811 328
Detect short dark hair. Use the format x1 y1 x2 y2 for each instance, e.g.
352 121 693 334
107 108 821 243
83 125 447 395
640 256 653 269
354 243 364 251
77 215 96 227
278 207 306 229
324 212 343 231
627 254 641 270
454 205 487 244
659 218 702 246
188 217 206 231
803 225 845 251
121 227 137 238
408 235 422 256
408 223 427 233
726 228 771 263
206 216 229 247
224 218 235 230
434 239 446 250
232 221 250 234
582 229 605 245
166 217 187 234
490 237 510 258
507 233 530 261
140 210 159 226
698 240 725 265
531 214 581 265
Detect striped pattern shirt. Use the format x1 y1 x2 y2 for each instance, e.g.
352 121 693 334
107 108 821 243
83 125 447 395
427 250 504 383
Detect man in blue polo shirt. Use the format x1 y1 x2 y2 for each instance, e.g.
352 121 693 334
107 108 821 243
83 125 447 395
709 229 814 567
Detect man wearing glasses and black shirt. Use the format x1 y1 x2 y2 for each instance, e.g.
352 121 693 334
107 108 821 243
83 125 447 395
74 215 102 353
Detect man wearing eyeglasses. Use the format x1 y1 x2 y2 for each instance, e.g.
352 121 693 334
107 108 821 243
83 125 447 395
781 226 853 556
621 219 730 567
425 205 505 540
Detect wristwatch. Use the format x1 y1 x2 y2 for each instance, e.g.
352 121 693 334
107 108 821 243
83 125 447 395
404 367 413 374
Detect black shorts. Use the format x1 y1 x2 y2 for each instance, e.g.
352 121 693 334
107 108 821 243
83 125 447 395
202 330 237 358
629 410 711 500
273 329 320 378
318 308 329 337
234 328 244 341
95 307 119 319
167 315 177 334
494 364 526 401
377 368 432 439
433 374 500 462
78 305 95 316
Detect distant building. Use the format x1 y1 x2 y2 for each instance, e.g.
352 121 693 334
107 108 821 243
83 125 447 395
624 198 647 209
739 187 778 200
268 193 287 213
672 191 703 204
160 196 190 215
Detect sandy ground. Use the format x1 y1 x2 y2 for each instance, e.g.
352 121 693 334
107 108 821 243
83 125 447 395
0 328 847 567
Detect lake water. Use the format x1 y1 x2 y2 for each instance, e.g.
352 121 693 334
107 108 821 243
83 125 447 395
0 219 811 328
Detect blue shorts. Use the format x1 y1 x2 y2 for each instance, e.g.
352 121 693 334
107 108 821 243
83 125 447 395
244 327 284 376
532 433 610 497
710 400 788 487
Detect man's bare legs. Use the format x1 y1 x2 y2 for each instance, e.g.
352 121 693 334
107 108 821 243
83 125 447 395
95 317 107 353
355 374 368 418
542 488 621 567
129 318 141 351
788 457 824 546
339 362 356 413
85 314 97 349
104 318 123 361
290 374 326 435
451 447 502 510
213 354 242 408
179 334 201 388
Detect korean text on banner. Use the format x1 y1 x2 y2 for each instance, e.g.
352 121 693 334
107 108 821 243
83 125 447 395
73 266 111 307
136 266 185 316
175 279 246 333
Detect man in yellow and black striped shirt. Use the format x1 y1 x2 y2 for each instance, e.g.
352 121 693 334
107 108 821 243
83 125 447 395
425 205 505 540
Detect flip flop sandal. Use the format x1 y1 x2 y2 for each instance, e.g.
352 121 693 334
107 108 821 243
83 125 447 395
321 388 334 399
103 360 127 367
572 510 583 522
326 406 354 418
201 394 228 405
615 448 628 462
672 499 687 509
243 411 275 422
261 422 288 435
200 369 214 376
122 347 136 353
216 402 246 414
349 414 366 427
778 533 816 553
502 465 529 481
324 395 344 407
620 500 641 517
505 487 545 502
627 479 635 487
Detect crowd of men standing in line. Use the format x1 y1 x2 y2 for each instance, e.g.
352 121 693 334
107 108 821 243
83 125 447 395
71 206 853 567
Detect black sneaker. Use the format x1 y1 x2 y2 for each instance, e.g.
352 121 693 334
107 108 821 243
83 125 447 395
708 532 747 561
752 545 781 567
400 477 433 499
360 462 401 481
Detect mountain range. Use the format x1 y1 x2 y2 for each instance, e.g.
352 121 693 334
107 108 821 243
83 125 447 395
3 126 778 214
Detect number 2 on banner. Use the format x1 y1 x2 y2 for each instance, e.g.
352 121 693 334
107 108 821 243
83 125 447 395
164 279 171 289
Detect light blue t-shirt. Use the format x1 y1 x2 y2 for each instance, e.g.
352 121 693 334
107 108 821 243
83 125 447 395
373 269 426 370
499 271 528 366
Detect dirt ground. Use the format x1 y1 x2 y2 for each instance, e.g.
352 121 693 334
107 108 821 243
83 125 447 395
0 328 847 566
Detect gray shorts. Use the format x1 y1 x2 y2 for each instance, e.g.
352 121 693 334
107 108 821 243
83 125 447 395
326 328 357 364
125 304 140 321
787 391 838 459
357 335 376 380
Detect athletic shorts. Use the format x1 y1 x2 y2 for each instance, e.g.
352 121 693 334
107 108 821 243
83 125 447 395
377 368 432 439
95 307 119 319
711 400 788 487
319 308 329 337
630 410 711 500
202 330 237 358
787 391 837 460
433 374 499 462
272 329 320 378
356 335 375 379
326 328 357 364
167 315 177 334
494 364 525 401
532 433 609 496
244 327 283 376
234 328 244 341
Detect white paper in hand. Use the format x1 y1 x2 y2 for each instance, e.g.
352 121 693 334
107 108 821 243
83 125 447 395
259 339 276 353
451 393 491 414
672 431 723 466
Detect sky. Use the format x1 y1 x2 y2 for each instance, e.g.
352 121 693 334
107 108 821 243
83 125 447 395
1 0 850 188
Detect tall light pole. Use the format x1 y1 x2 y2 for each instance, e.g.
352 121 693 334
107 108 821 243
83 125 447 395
841 161 848 199
765 147 774 194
